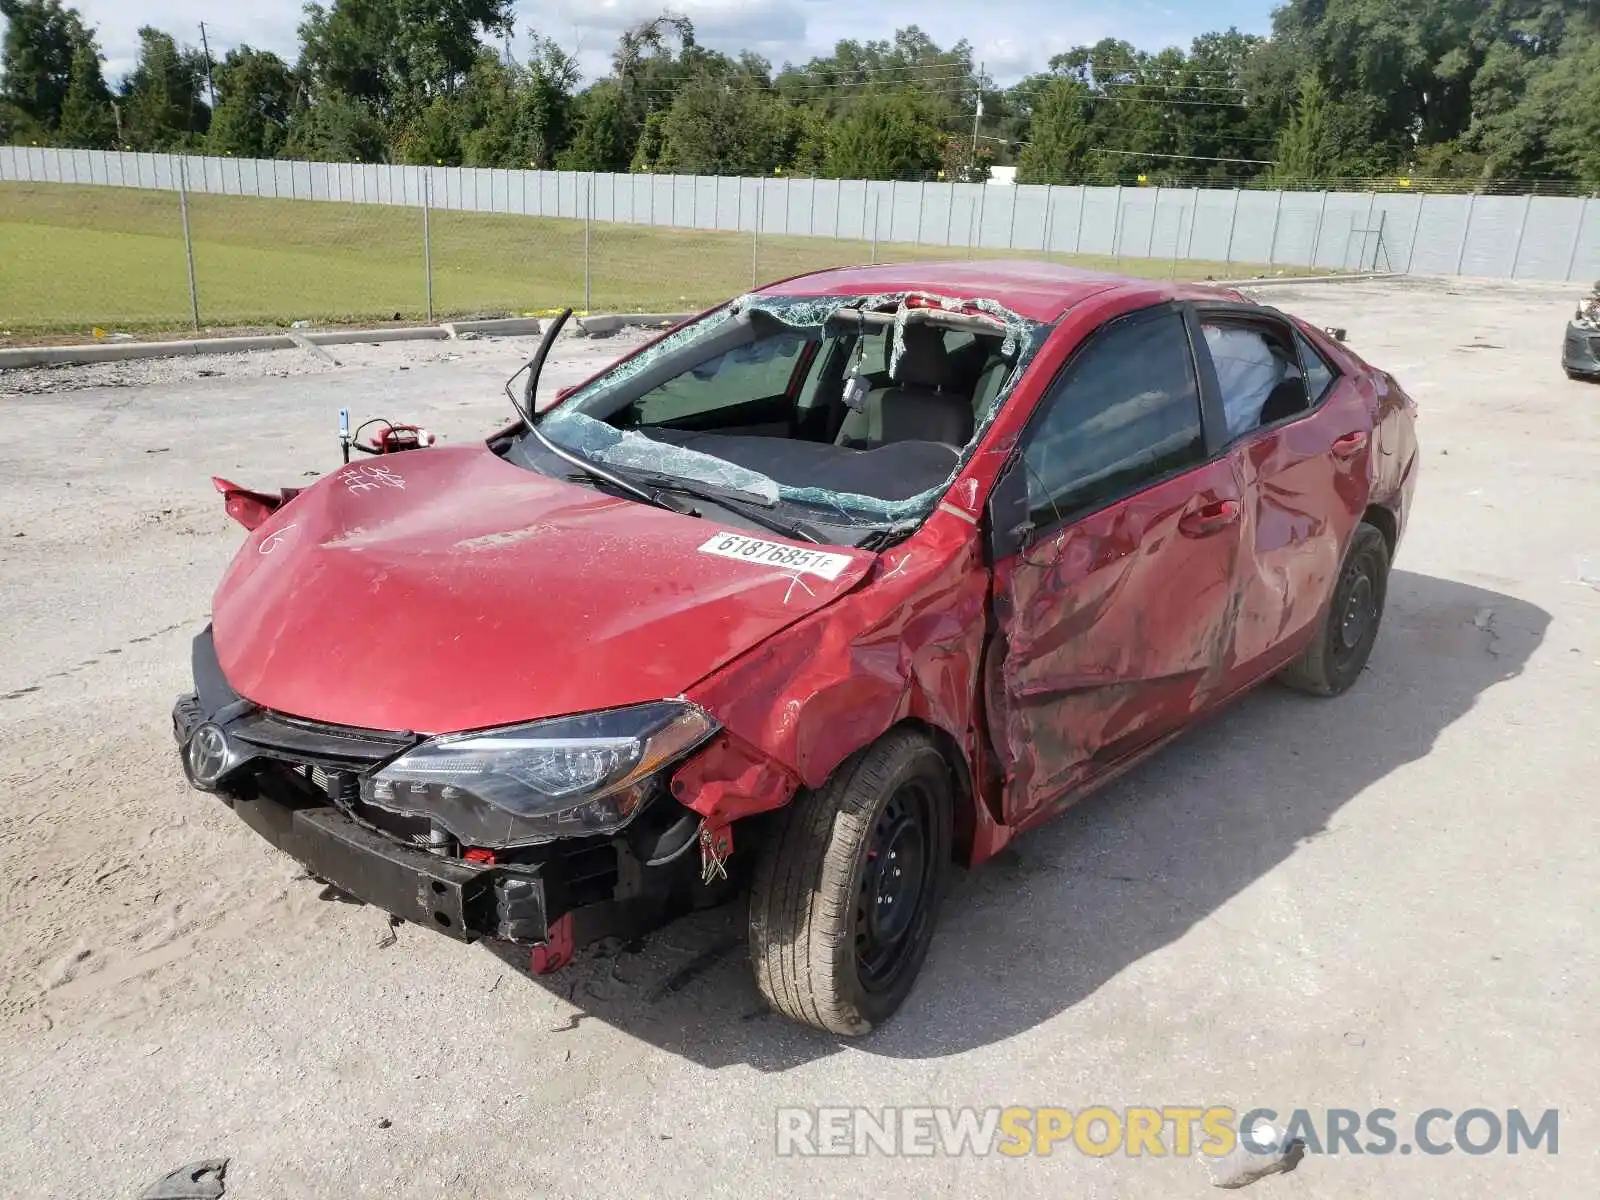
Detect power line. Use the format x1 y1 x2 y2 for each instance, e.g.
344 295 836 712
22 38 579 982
780 60 977 78
1102 81 1246 94
1086 61 1248 79
1092 147 1278 165
1085 93 1247 107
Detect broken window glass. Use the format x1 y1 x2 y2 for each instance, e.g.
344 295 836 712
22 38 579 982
523 291 1052 527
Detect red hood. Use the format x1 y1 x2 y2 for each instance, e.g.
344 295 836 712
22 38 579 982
211 444 873 733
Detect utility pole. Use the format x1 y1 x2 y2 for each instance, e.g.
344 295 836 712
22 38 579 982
969 61 984 182
198 22 218 110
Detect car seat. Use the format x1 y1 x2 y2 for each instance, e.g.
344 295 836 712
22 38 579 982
835 322 974 450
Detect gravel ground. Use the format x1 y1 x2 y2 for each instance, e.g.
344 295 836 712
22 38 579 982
1 278 1596 1198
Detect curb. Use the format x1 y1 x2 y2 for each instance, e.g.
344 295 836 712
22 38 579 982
304 326 449 347
442 317 543 339
0 324 451 369
576 312 693 337
0 334 296 369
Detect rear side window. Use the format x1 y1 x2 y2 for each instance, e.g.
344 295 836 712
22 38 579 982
1295 330 1337 404
1021 309 1204 525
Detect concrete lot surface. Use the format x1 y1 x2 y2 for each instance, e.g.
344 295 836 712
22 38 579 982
0 277 1595 1198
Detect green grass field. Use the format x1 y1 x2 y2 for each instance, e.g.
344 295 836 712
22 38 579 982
0 182 1316 338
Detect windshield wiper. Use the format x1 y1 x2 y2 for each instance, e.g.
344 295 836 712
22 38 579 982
530 425 693 516
641 476 828 544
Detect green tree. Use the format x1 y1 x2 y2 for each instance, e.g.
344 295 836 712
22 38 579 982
825 91 942 180
514 33 579 168
1015 77 1091 183
207 47 297 158
55 34 114 147
394 91 463 163
1544 35 1600 185
1271 75 1331 183
120 27 210 150
297 0 513 121
281 91 388 161
558 81 631 171
642 78 795 175
1 0 92 137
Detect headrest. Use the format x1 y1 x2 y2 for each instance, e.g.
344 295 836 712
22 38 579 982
892 322 952 390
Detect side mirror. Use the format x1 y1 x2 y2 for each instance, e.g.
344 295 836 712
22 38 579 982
983 456 1034 564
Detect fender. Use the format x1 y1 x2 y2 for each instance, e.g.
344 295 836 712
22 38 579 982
677 508 1012 864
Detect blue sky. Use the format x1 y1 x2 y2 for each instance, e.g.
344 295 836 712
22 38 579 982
64 0 1279 87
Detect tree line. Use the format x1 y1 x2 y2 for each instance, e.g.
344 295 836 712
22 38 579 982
2 0 1597 189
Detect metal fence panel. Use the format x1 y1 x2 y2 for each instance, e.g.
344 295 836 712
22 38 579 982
1459 195 1519 277
1182 189 1231 262
1074 188 1114 255
1405 194 1467 274
690 175 713 229
1570 199 1599 283
1224 192 1276 263
1513 197 1576 280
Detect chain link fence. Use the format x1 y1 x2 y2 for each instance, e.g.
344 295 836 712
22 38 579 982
3 156 1597 338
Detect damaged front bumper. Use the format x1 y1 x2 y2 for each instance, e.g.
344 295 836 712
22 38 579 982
172 689 557 944
170 628 712 953
1564 322 1600 378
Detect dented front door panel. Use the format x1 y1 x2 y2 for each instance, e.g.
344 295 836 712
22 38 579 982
990 458 1242 830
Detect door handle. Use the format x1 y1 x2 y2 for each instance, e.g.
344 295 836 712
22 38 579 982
1331 430 1369 459
1178 499 1240 537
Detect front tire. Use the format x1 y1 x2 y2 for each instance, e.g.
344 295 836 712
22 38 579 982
1279 521 1390 696
748 729 953 1036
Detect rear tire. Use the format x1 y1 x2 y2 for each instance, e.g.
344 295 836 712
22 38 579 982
1279 521 1390 697
748 729 953 1036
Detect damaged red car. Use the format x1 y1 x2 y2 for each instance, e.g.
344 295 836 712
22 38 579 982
173 261 1419 1035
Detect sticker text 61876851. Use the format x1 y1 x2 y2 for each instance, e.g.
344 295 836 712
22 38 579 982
697 533 856 581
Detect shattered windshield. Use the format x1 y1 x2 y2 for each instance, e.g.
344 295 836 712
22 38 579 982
512 291 1051 532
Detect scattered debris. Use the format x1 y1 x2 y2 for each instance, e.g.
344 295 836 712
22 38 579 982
377 1117 392 1129
1204 1120 1305 1189
376 914 402 949
138 1158 228 1200
290 320 312 329
145 447 170 455
1343 1031 1366 1046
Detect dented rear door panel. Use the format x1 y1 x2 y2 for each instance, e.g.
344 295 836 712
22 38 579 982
1225 374 1373 676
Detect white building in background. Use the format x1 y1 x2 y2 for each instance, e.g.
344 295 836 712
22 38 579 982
988 166 1017 186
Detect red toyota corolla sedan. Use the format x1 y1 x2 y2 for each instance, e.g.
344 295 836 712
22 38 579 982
174 261 1419 1035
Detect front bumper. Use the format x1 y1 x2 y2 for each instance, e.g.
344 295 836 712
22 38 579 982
235 775 550 942
171 620 597 944
172 627 716 951
1564 322 1600 378
173 690 555 943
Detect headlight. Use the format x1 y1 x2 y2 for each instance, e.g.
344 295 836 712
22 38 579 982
360 700 717 849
